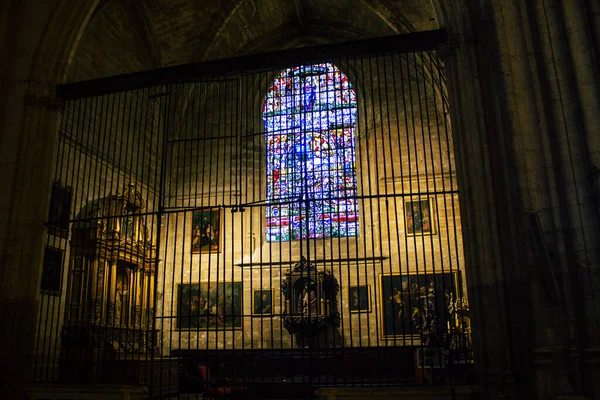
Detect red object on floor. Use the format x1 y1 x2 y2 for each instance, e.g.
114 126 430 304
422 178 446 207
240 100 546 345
198 364 247 397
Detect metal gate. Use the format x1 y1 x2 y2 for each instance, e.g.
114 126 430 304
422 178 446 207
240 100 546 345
34 29 471 397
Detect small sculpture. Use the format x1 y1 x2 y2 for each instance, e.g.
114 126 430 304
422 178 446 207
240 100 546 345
281 256 339 348
297 280 318 317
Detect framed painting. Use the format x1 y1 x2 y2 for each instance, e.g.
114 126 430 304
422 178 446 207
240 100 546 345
47 182 72 238
404 198 435 236
40 246 64 295
191 208 221 254
349 285 371 313
176 282 242 330
252 289 273 315
379 273 456 341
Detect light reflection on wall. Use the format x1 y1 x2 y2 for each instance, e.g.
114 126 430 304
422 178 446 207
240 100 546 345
262 64 359 242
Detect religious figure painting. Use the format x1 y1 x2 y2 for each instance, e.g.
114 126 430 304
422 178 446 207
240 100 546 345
380 273 455 342
404 198 435 236
191 208 221 253
349 285 371 313
47 182 72 238
40 246 64 295
177 282 242 330
295 278 319 317
114 263 132 326
253 290 273 315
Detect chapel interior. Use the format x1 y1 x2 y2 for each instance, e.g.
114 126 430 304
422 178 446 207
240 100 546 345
1 1 600 400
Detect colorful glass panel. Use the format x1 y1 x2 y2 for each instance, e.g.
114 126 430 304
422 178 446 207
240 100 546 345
263 63 359 241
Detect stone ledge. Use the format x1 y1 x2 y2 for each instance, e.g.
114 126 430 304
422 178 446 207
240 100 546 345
315 385 484 400
24 384 148 400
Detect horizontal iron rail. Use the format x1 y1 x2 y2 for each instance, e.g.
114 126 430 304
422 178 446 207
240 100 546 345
64 187 459 225
235 256 388 268
56 29 447 100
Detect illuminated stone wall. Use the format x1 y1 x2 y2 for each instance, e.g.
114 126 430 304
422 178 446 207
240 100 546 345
157 58 465 353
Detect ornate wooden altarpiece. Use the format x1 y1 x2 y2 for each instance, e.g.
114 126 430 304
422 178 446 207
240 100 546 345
281 256 340 348
59 184 176 393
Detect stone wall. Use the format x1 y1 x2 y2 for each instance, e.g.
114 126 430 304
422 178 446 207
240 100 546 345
155 55 465 353
33 89 164 380
3 0 598 398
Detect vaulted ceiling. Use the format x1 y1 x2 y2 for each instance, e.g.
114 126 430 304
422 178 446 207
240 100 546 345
66 0 439 82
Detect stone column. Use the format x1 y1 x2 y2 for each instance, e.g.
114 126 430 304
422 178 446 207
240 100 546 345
0 0 107 397
523 1 600 397
147 273 156 328
133 268 143 328
560 0 600 209
140 270 148 327
438 0 600 398
439 37 516 400
483 2 565 398
87 259 102 324
0 90 65 393
106 260 117 324
556 5 600 372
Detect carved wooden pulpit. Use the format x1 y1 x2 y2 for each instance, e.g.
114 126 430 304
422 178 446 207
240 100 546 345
281 256 340 348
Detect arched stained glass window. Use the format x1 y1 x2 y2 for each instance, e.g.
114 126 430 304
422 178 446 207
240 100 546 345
262 63 359 242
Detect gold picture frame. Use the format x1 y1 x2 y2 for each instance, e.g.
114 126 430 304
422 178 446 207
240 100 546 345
348 285 371 313
176 282 242 330
404 197 436 236
252 289 273 315
379 272 456 341
40 246 64 296
47 181 72 238
191 207 222 254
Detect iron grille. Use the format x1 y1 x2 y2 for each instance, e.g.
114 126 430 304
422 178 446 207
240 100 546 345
34 29 473 398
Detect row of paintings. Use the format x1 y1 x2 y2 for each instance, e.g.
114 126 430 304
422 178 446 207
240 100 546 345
251 287 369 315
191 198 436 254
176 285 277 330
176 272 459 341
46 189 435 255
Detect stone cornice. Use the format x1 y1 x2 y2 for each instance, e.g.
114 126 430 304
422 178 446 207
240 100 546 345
437 32 477 59
23 94 65 112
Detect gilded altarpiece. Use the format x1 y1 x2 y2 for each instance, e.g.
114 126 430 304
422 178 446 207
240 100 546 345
59 184 176 391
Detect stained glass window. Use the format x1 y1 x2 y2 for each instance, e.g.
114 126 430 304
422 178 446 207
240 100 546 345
263 63 359 242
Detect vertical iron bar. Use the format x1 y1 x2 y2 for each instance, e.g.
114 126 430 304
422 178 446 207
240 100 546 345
385 51 407 360
152 84 173 396
48 98 75 382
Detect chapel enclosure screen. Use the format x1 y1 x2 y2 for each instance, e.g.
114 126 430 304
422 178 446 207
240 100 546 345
33 31 473 395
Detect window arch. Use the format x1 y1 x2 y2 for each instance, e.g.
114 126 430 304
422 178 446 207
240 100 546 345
262 63 359 242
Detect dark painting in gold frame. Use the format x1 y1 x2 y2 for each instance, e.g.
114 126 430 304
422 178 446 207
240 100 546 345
47 182 72 238
379 273 455 341
40 246 64 296
252 289 273 315
349 285 371 313
191 208 221 254
404 198 435 236
176 282 242 330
